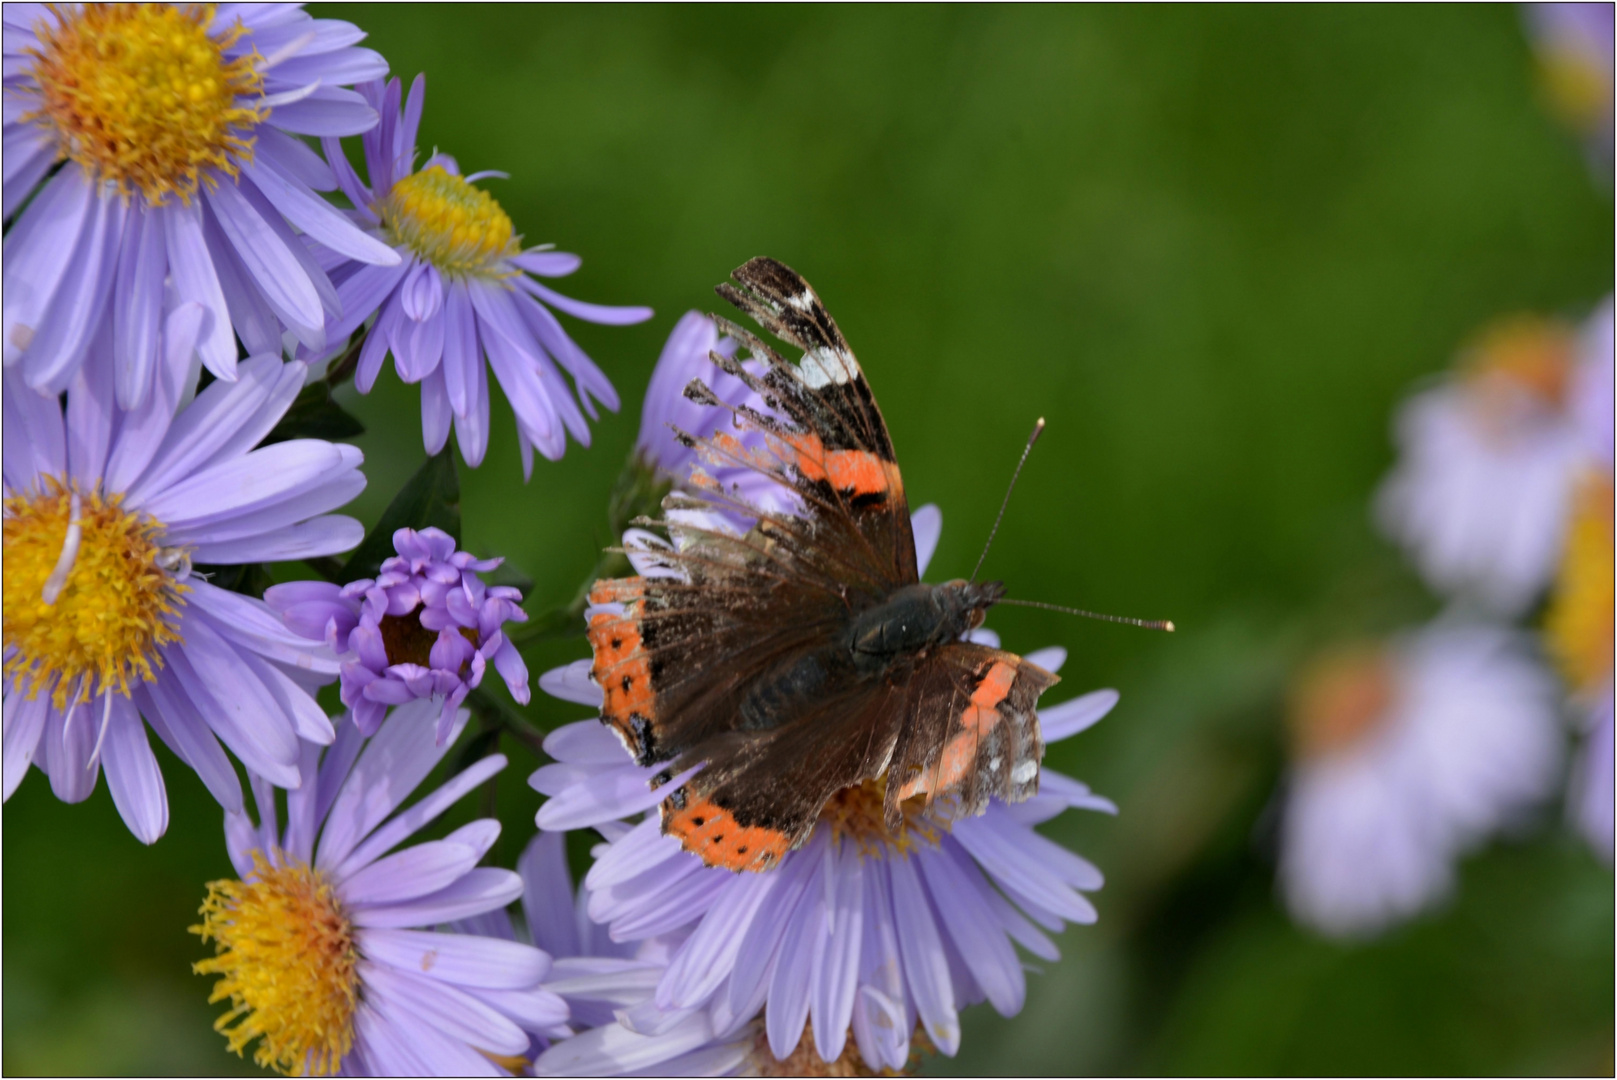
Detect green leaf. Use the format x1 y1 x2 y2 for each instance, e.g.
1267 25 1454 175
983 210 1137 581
340 448 460 583
262 381 365 445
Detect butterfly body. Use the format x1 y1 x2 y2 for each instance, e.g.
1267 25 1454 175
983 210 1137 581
586 258 1058 871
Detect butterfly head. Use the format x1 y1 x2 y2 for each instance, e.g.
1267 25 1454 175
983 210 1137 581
936 578 1007 634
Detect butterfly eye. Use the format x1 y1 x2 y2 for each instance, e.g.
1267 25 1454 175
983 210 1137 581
967 608 987 630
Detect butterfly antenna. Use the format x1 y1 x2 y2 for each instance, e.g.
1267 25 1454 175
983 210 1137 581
971 418 1045 582
998 597 1175 632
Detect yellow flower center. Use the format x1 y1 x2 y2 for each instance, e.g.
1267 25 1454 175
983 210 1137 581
1547 476 1615 693
379 165 518 277
1537 50 1610 133
1460 315 1575 416
820 776 941 857
25 3 265 204
2 479 185 708
192 853 359 1078
1288 646 1396 761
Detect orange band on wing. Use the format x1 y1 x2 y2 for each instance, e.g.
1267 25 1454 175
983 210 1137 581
588 576 645 606
587 580 657 740
959 659 1017 736
780 431 900 497
665 793 790 872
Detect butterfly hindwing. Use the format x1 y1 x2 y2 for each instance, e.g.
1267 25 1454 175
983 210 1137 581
886 643 1058 825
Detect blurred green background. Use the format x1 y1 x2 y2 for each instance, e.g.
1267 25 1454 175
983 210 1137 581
4 5 1611 1075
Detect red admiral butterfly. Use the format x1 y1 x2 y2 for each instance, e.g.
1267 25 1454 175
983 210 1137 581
587 257 1062 871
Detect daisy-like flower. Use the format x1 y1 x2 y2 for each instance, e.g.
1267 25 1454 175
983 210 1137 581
305 75 651 473
2 3 401 408
1277 623 1563 938
496 831 754 1078
531 507 1119 1070
633 311 798 528
193 698 567 1076
1376 313 1597 614
3 332 364 842
265 526 530 742
1523 2 1615 174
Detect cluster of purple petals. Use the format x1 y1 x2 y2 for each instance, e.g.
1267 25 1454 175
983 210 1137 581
305 75 651 473
267 527 529 742
3 3 400 409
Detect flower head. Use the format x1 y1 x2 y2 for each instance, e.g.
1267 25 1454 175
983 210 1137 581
1376 313 1596 614
194 699 565 1076
266 527 530 742
531 507 1118 1069
1523 3 1615 174
305 75 652 473
3 336 364 842
1278 624 1563 938
3 3 401 408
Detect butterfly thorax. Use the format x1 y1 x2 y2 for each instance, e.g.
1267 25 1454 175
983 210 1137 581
848 579 1006 675
735 580 1006 733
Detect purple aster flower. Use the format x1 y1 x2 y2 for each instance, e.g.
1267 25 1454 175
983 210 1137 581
1376 314 1595 615
531 506 1118 1069
2 3 401 409
634 311 799 529
194 698 567 1076
266 526 530 742
1523 2 1615 174
303 75 651 474
3 326 364 843
1278 624 1563 938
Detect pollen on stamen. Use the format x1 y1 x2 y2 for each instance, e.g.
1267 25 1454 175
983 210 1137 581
25 3 266 204
820 776 941 857
192 852 359 1078
2 479 185 708
379 165 520 277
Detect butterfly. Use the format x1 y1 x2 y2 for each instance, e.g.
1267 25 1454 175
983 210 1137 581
586 257 1059 871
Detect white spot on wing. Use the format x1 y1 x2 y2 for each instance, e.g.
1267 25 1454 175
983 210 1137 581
797 346 860 388
988 755 1002 773
1011 759 1038 785
785 287 817 312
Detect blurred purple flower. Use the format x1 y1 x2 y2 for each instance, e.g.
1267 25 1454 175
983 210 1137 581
3 338 364 843
266 526 530 743
1523 2 1615 174
197 699 565 1076
306 75 651 473
531 507 1118 1070
2 2 400 409
1376 314 1596 615
1278 624 1563 939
